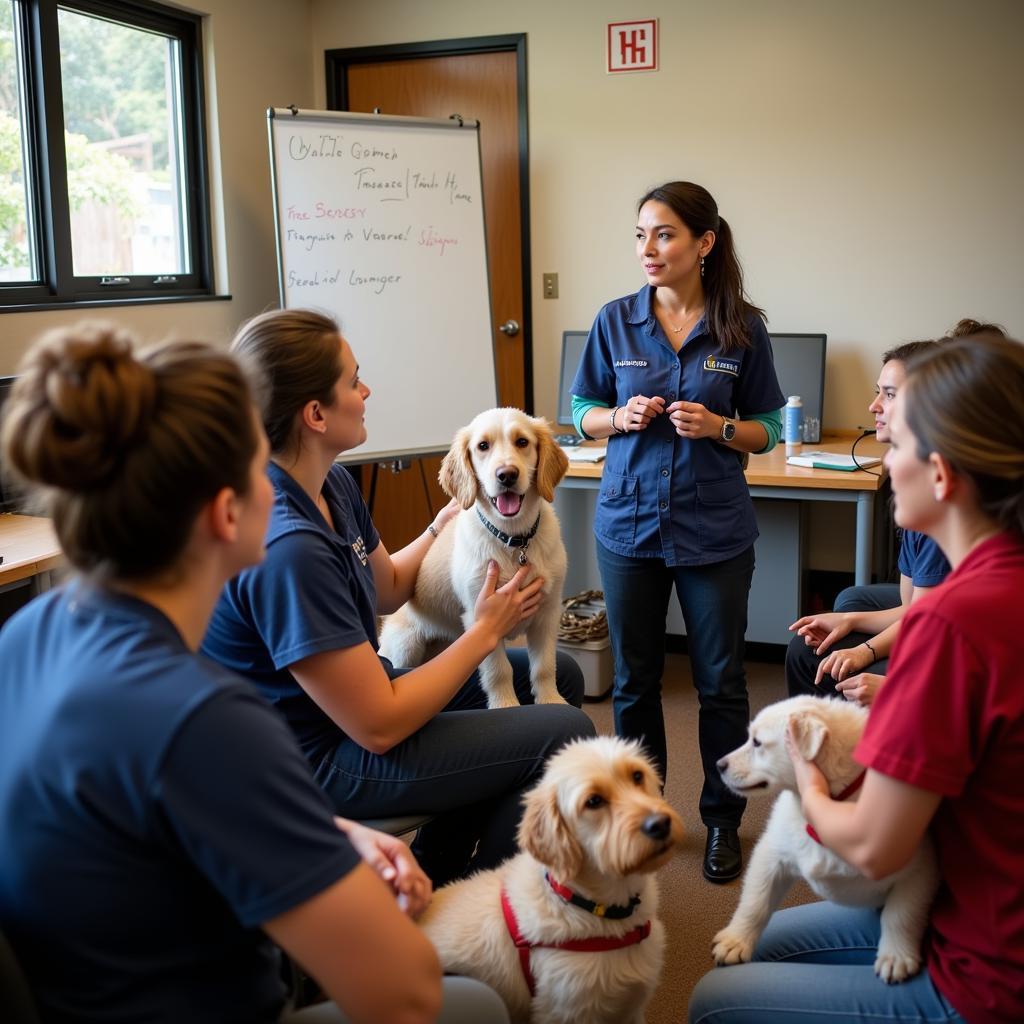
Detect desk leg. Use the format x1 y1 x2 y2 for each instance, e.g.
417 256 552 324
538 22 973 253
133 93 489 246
855 492 874 586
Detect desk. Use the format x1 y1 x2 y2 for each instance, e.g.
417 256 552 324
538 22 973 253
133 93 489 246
0 514 63 598
556 434 888 645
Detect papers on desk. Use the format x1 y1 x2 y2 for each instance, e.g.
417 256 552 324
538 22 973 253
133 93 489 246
562 445 606 463
786 450 881 472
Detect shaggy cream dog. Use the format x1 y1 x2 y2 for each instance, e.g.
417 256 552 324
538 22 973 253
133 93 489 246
419 737 682 1023
378 407 569 708
714 696 939 983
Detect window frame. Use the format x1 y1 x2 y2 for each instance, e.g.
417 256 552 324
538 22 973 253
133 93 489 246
1 0 214 310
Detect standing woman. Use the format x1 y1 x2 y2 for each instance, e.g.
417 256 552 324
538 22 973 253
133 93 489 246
689 335 1024 1024
202 309 593 887
571 182 784 882
0 325 510 1023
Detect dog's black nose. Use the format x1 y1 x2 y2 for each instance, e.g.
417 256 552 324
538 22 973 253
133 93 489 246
496 467 519 486
641 814 671 841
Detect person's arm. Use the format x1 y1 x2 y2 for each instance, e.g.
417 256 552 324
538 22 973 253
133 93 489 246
786 731 941 880
571 395 605 440
264 862 442 1024
580 394 666 440
748 408 782 453
666 400 769 453
814 577 939 685
291 561 543 753
371 499 461 614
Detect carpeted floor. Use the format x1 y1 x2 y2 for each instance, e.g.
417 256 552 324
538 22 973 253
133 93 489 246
581 653 817 1024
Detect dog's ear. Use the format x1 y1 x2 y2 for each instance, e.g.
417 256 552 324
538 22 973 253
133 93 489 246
789 708 829 762
439 426 477 509
532 416 569 503
518 780 584 881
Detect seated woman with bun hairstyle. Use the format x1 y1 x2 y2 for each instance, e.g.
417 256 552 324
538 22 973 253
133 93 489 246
0 324 510 1024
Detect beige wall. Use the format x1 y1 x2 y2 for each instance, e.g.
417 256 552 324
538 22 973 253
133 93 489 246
310 0 1024 435
0 0 313 370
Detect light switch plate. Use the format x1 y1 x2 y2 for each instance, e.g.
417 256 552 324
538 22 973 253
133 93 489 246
542 272 559 299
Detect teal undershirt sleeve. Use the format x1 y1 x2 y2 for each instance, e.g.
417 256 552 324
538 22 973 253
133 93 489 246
750 408 782 453
573 396 781 452
571 394 607 439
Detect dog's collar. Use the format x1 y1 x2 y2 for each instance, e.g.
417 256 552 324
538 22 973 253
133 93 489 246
475 508 541 566
805 770 867 846
501 886 651 997
545 872 641 920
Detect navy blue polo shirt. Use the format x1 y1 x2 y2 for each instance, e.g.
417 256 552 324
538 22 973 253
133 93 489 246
202 462 381 764
0 583 360 1023
571 286 785 566
898 529 951 588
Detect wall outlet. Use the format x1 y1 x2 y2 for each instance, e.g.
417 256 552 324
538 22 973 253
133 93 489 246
542 272 559 299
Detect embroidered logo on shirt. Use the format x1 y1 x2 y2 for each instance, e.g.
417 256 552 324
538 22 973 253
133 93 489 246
704 356 739 376
614 359 648 368
352 536 368 566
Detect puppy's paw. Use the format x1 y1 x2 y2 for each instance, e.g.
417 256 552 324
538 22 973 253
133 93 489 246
874 947 921 984
486 692 521 710
711 927 756 965
533 686 567 705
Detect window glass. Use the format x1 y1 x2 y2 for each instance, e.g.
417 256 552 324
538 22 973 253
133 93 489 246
0 1 37 283
58 5 189 276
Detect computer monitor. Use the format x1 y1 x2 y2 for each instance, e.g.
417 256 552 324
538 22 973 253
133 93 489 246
557 331 588 427
768 333 827 433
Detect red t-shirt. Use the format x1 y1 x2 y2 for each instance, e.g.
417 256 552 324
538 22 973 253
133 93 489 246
857 532 1024 1024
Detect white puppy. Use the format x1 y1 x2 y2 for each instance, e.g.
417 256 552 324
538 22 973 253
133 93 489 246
713 696 939 983
419 737 683 1024
378 407 569 708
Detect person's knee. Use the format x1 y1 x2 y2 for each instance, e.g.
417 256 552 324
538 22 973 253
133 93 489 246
785 634 818 697
688 966 734 1023
554 650 585 707
437 975 510 1024
542 704 596 747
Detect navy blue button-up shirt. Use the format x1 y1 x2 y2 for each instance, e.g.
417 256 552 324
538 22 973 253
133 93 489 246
571 286 784 567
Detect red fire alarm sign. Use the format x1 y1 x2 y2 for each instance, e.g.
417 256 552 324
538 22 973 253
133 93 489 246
607 19 658 74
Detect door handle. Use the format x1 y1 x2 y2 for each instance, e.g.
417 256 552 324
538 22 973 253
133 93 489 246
498 319 520 336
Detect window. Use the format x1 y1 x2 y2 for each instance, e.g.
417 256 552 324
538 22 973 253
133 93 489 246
0 0 212 308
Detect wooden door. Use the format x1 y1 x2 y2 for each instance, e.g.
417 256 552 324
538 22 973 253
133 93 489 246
329 39 529 550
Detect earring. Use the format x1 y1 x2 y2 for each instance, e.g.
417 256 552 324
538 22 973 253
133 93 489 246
700 254 705 277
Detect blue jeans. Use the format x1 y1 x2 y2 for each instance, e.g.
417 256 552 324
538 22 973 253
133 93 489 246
688 903 964 1023
785 583 899 698
596 542 754 827
314 650 595 884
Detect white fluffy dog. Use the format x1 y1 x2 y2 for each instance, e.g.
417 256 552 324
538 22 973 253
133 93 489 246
713 696 939 983
419 737 682 1024
378 407 569 708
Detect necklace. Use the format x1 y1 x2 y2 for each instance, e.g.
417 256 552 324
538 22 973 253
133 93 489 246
658 297 702 336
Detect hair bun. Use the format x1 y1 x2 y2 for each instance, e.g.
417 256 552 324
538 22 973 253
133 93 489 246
5 323 157 492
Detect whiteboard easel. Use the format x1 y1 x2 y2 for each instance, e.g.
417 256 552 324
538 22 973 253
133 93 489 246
267 107 498 463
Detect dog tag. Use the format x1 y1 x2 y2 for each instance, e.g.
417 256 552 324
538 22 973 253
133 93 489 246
518 550 528 566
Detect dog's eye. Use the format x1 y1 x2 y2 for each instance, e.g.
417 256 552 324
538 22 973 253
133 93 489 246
476 440 490 451
752 737 762 748
515 437 529 448
632 770 644 785
584 794 606 810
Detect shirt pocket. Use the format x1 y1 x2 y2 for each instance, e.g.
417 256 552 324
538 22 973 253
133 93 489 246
598 469 639 545
696 474 755 554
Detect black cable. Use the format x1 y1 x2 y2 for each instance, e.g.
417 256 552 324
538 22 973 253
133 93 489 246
418 459 435 518
851 430 881 476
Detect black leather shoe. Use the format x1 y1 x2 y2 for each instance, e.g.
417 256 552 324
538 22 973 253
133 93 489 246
703 827 742 883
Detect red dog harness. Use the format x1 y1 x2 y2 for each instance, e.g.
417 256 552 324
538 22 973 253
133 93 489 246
805 770 866 845
500 879 651 997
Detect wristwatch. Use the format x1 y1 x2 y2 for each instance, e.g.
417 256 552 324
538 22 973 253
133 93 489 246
719 416 737 442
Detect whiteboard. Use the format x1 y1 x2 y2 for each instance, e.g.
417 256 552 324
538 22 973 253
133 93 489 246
267 108 498 462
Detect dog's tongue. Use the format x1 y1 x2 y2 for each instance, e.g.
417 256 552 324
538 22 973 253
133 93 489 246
496 491 523 517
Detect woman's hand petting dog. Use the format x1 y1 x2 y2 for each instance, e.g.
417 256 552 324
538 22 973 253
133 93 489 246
472 560 545 647
334 817 432 918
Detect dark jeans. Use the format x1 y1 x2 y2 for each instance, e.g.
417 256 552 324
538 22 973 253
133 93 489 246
785 583 898 698
314 650 594 885
596 541 754 829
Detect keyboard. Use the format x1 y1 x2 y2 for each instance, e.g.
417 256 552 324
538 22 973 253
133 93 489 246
554 433 583 447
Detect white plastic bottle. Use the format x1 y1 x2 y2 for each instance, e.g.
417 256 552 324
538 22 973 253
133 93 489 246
784 395 803 446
